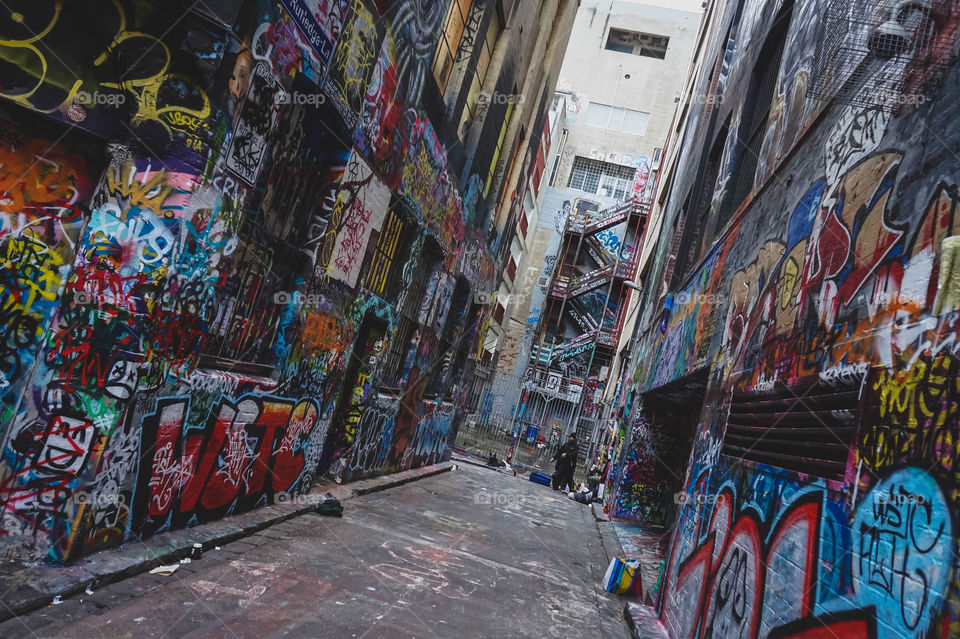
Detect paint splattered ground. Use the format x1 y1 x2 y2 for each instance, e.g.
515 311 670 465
0 465 630 638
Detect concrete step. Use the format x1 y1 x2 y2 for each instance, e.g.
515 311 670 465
625 602 669 639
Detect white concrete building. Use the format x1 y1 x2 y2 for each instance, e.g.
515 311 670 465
519 0 703 457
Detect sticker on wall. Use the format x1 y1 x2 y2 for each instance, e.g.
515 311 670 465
225 63 283 185
278 0 344 67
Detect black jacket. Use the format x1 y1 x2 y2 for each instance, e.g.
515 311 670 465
554 440 578 469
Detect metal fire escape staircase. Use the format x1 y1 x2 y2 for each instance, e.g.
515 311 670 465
549 199 646 302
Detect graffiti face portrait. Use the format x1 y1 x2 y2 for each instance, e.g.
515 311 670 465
229 45 255 104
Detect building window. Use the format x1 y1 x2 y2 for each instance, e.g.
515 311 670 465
653 147 662 163
605 28 669 59
433 0 474 91
549 142 563 186
645 169 658 200
458 12 501 139
485 98 515 197
382 316 417 388
363 207 407 299
201 218 308 372
585 103 649 135
568 156 636 200
728 1 792 214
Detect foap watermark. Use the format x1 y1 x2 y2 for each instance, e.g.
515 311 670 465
474 291 531 307
273 491 315 506
681 93 725 106
473 490 526 508
874 89 927 107
672 291 726 306
74 90 127 108
72 491 127 507
274 291 328 308
874 490 926 506
674 491 733 506
73 291 95 306
478 92 525 106
274 90 326 107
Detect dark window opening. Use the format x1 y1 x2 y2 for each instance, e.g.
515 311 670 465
379 237 445 388
727 2 793 214
605 28 670 59
201 220 310 373
680 118 731 279
426 279 473 398
667 192 693 290
398 237 444 322
382 315 418 389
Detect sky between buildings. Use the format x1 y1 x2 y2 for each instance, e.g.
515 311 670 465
622 0 705 13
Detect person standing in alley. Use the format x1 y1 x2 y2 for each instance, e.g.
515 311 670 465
552 433 578 492
550 439 566 490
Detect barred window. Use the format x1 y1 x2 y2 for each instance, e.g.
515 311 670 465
568 156 636 200
729 2 792 213
383 315 417 388
363 206 411 303
201 220 306 373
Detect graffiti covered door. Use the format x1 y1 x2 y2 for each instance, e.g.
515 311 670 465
325 313 387 480
614 371 706 525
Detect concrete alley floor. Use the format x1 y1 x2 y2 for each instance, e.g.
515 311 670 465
0 465 630 638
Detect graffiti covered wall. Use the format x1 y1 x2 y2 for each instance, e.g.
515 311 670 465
0 0 504 563
617 0 960 637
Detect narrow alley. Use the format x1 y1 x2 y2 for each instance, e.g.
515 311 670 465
0 465 628 639
4 0 960 637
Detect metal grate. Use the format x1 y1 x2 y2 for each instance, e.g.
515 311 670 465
808 0 939 111
723 373 866 481
568 156 635 199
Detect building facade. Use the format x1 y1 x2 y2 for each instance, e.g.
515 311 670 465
0 0 571 563
504 1 701 459
607 0 960 637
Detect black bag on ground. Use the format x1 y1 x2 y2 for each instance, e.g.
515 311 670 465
316 495 344 517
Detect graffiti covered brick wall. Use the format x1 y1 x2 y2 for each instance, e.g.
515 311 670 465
616 0 960 637
0 0 510 563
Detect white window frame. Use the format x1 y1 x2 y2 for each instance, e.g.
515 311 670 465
585 102 649 135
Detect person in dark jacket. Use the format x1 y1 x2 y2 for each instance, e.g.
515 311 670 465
550 443 565 490
552 434 578 492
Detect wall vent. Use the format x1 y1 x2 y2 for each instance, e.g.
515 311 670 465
723 372 867 481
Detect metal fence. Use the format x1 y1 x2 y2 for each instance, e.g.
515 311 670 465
457 356 594 485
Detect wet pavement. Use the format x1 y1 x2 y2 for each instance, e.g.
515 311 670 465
0 465 630 638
